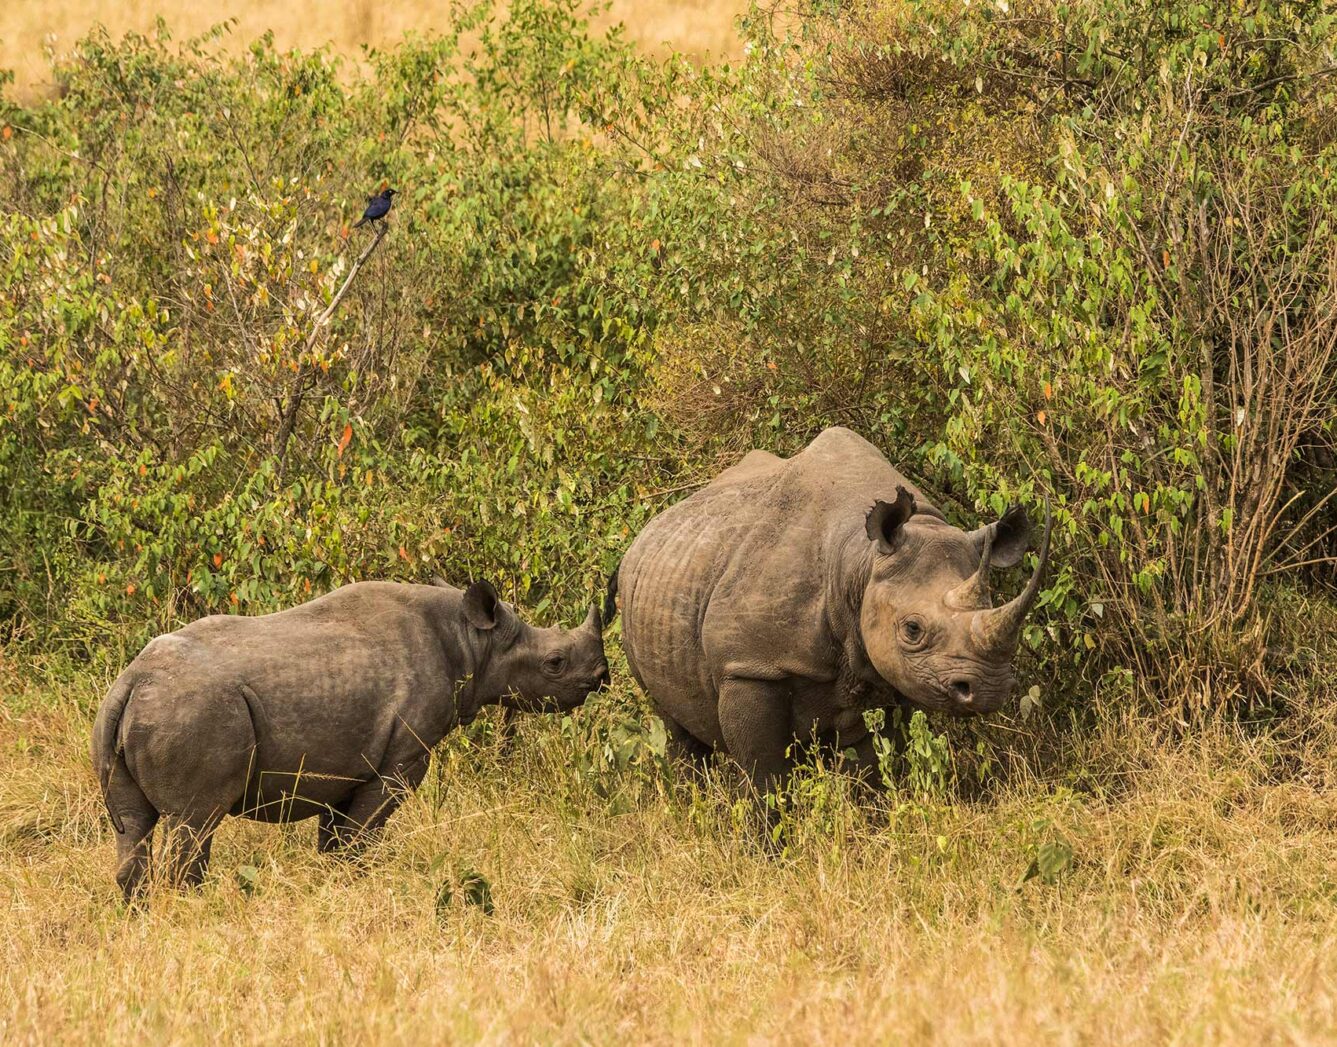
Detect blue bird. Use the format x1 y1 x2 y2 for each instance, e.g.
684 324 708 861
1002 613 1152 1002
354 187 397 228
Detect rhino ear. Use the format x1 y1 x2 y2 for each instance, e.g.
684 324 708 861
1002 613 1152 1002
462 580 501 630
865 486 916 555
972 504 1030 568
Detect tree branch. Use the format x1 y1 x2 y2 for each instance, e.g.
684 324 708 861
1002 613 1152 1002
274 223 389 479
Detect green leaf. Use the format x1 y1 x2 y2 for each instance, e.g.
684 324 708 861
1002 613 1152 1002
460 870 495 916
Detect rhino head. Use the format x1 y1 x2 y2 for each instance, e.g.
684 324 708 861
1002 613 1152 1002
857 487 1051 715
456 580 610 712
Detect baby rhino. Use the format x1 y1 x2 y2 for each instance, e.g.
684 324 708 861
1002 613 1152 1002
92 579 609 899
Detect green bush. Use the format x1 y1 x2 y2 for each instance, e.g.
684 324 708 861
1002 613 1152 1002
1 0 1333 719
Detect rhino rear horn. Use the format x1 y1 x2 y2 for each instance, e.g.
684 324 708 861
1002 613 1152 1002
970 500 1052 655
865 486 916 555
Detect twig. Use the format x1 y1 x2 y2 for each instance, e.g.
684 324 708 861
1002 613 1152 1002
274 223 389 479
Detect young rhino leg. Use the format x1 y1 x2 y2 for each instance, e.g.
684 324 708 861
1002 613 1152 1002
317 808 351 854
127 683 253 892
160 814 223 889
318 752 431 856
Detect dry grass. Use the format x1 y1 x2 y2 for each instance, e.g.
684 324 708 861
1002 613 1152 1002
0 0 747 100
2 652 1335 1045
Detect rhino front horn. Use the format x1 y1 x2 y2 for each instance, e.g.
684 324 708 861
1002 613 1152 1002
970 500 1052 655
584 603 603 633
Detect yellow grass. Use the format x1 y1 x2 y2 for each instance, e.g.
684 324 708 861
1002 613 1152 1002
2 654 1335 1045
1 0 747 100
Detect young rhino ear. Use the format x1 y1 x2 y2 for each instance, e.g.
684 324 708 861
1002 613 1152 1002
865 486 916 555
462 580 501 630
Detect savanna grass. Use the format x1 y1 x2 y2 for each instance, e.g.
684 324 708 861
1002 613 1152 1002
2 653 1334 1044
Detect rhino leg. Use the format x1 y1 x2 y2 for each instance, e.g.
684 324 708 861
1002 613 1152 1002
717 677 793 826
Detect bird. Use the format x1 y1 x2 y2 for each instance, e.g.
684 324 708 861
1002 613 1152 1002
353 187 397 228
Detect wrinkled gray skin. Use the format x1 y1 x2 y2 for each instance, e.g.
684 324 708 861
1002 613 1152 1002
614 427 1050 809
92 579 609 899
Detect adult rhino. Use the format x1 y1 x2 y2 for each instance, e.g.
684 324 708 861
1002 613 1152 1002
93 579 609 899
610 427 1049 805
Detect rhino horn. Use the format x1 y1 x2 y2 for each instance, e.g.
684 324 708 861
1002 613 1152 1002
970 500 1052 654
583 603 603 634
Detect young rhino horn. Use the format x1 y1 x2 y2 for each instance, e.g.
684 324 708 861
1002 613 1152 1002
583 603 602 633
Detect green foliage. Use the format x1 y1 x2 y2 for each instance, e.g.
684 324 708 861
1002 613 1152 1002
1 0 1333 723
0 0 686 652
557 694 670 804
864 707 954 801
435 866 496 918
658 0 1337 708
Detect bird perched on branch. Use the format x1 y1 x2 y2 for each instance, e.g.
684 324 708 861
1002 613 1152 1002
354 187 397 228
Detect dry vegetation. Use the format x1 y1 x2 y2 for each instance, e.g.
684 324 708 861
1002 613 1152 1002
3 647 1337 1044
0 0 746 99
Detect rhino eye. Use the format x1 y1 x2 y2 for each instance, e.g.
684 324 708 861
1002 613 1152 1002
541 652 567 677
900 617 927 647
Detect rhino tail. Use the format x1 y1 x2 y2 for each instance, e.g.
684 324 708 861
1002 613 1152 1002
602 559 621 626
91 674 136 835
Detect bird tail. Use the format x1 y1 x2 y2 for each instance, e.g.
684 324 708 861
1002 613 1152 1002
353 217 368 229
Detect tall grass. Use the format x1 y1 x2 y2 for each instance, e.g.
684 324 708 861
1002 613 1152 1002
2 654 1336 1044
1 0 745 99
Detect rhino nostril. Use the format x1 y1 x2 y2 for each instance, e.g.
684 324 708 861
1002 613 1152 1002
948 679 973 704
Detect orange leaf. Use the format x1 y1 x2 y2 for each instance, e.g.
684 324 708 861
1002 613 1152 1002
337 422 353 458
303 578 312 594
1 126 11 140
1161 249 1170 269
126 583 137 596
207 231 219 245
1036 410 1047 425
1043 381 1053 400
230 592 239 605
213 553 223 568
398 545 410 562
650 238 661 252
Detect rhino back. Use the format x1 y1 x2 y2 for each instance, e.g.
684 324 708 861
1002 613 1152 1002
121 583 460 806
